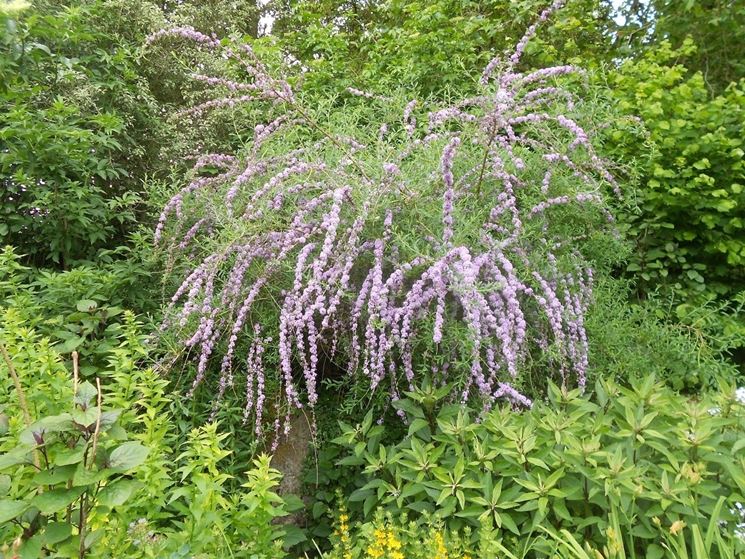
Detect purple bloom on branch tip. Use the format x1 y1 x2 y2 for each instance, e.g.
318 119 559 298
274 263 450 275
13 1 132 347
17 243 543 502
155 1 618 437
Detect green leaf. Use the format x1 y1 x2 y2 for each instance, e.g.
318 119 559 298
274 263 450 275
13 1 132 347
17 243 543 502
43 522 72 545
646 544 665 559
76 300 98 312
74 382 98 408
283 494 305 512
282 525 307 548
32 465 76 485
0 446 34 470
96 479 141 507
98 409 122 431
84 528 105 549
348 488 371 502
31 487 86 514
55 445 87 466
56 336 85 354
499 512 520 535
686 270 705 283
0 475 10 496
20 414 74 445
454 506 483 518
363 494 377 517
72 407 100 429
73 464 109 487
0 499 29 523
392 398 425 418
312 501 327 519
19 534 43 559
408 418 429 436
108 442 148 472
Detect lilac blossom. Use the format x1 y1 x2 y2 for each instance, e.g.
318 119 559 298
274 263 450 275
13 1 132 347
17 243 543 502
150 4 622 440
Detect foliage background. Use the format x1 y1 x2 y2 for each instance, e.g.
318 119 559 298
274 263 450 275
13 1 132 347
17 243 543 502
1 0 745 556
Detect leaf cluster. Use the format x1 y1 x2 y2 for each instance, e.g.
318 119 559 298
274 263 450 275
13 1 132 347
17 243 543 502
325 376 745 557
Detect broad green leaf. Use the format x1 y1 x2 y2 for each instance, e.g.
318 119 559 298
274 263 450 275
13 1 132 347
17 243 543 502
363 494 377 517
20 414 73 445
32 465 76 485
499 512 520 535
96 479 141 507
72 407 99 429
408 418 429 436
84 528 105 549
19 534 43 559
282 525 306 548
108 442 149 472
74 382 98 408
31 487 86 514
0 499 29 523
55 445 87 466
76 299 98 312
73 464 110 487
43 522 72 545
0 446 34 470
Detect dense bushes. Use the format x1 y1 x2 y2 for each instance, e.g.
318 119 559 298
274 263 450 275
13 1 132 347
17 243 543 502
584 279 744 391
0 246 152 371
0 309 295 558
0 3 163 266
266 0 618 97
150 15 628 433
2 305 742 557
603 41 745 301
267 0 745 319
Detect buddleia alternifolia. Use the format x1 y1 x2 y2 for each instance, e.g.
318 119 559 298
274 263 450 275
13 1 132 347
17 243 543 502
147 0 621 444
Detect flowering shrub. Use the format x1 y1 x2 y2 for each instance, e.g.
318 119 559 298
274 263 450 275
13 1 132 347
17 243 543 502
148 1 622 440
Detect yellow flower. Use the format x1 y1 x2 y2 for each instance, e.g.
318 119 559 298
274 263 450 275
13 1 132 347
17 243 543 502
334 506 353 559
434 532 448 559
669 520 686 536
367 527 390 559
680 462 703 485
386 530 402 550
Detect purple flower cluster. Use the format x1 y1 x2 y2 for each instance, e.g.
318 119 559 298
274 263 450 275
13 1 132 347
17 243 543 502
146 26 220 49
151 4 621 439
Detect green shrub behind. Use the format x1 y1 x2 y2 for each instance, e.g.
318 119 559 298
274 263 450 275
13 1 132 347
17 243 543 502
603 40 745 301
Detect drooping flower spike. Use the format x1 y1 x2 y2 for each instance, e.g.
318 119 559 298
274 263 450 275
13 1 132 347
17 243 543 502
148 0 620 438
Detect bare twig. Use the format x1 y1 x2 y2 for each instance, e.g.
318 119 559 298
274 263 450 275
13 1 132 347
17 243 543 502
0 341 40 469
78 492 87 559
0 342 32 427
88 378 103 470
72 351 80 395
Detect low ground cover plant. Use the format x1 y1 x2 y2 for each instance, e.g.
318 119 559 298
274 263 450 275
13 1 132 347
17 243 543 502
323 376 745 556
